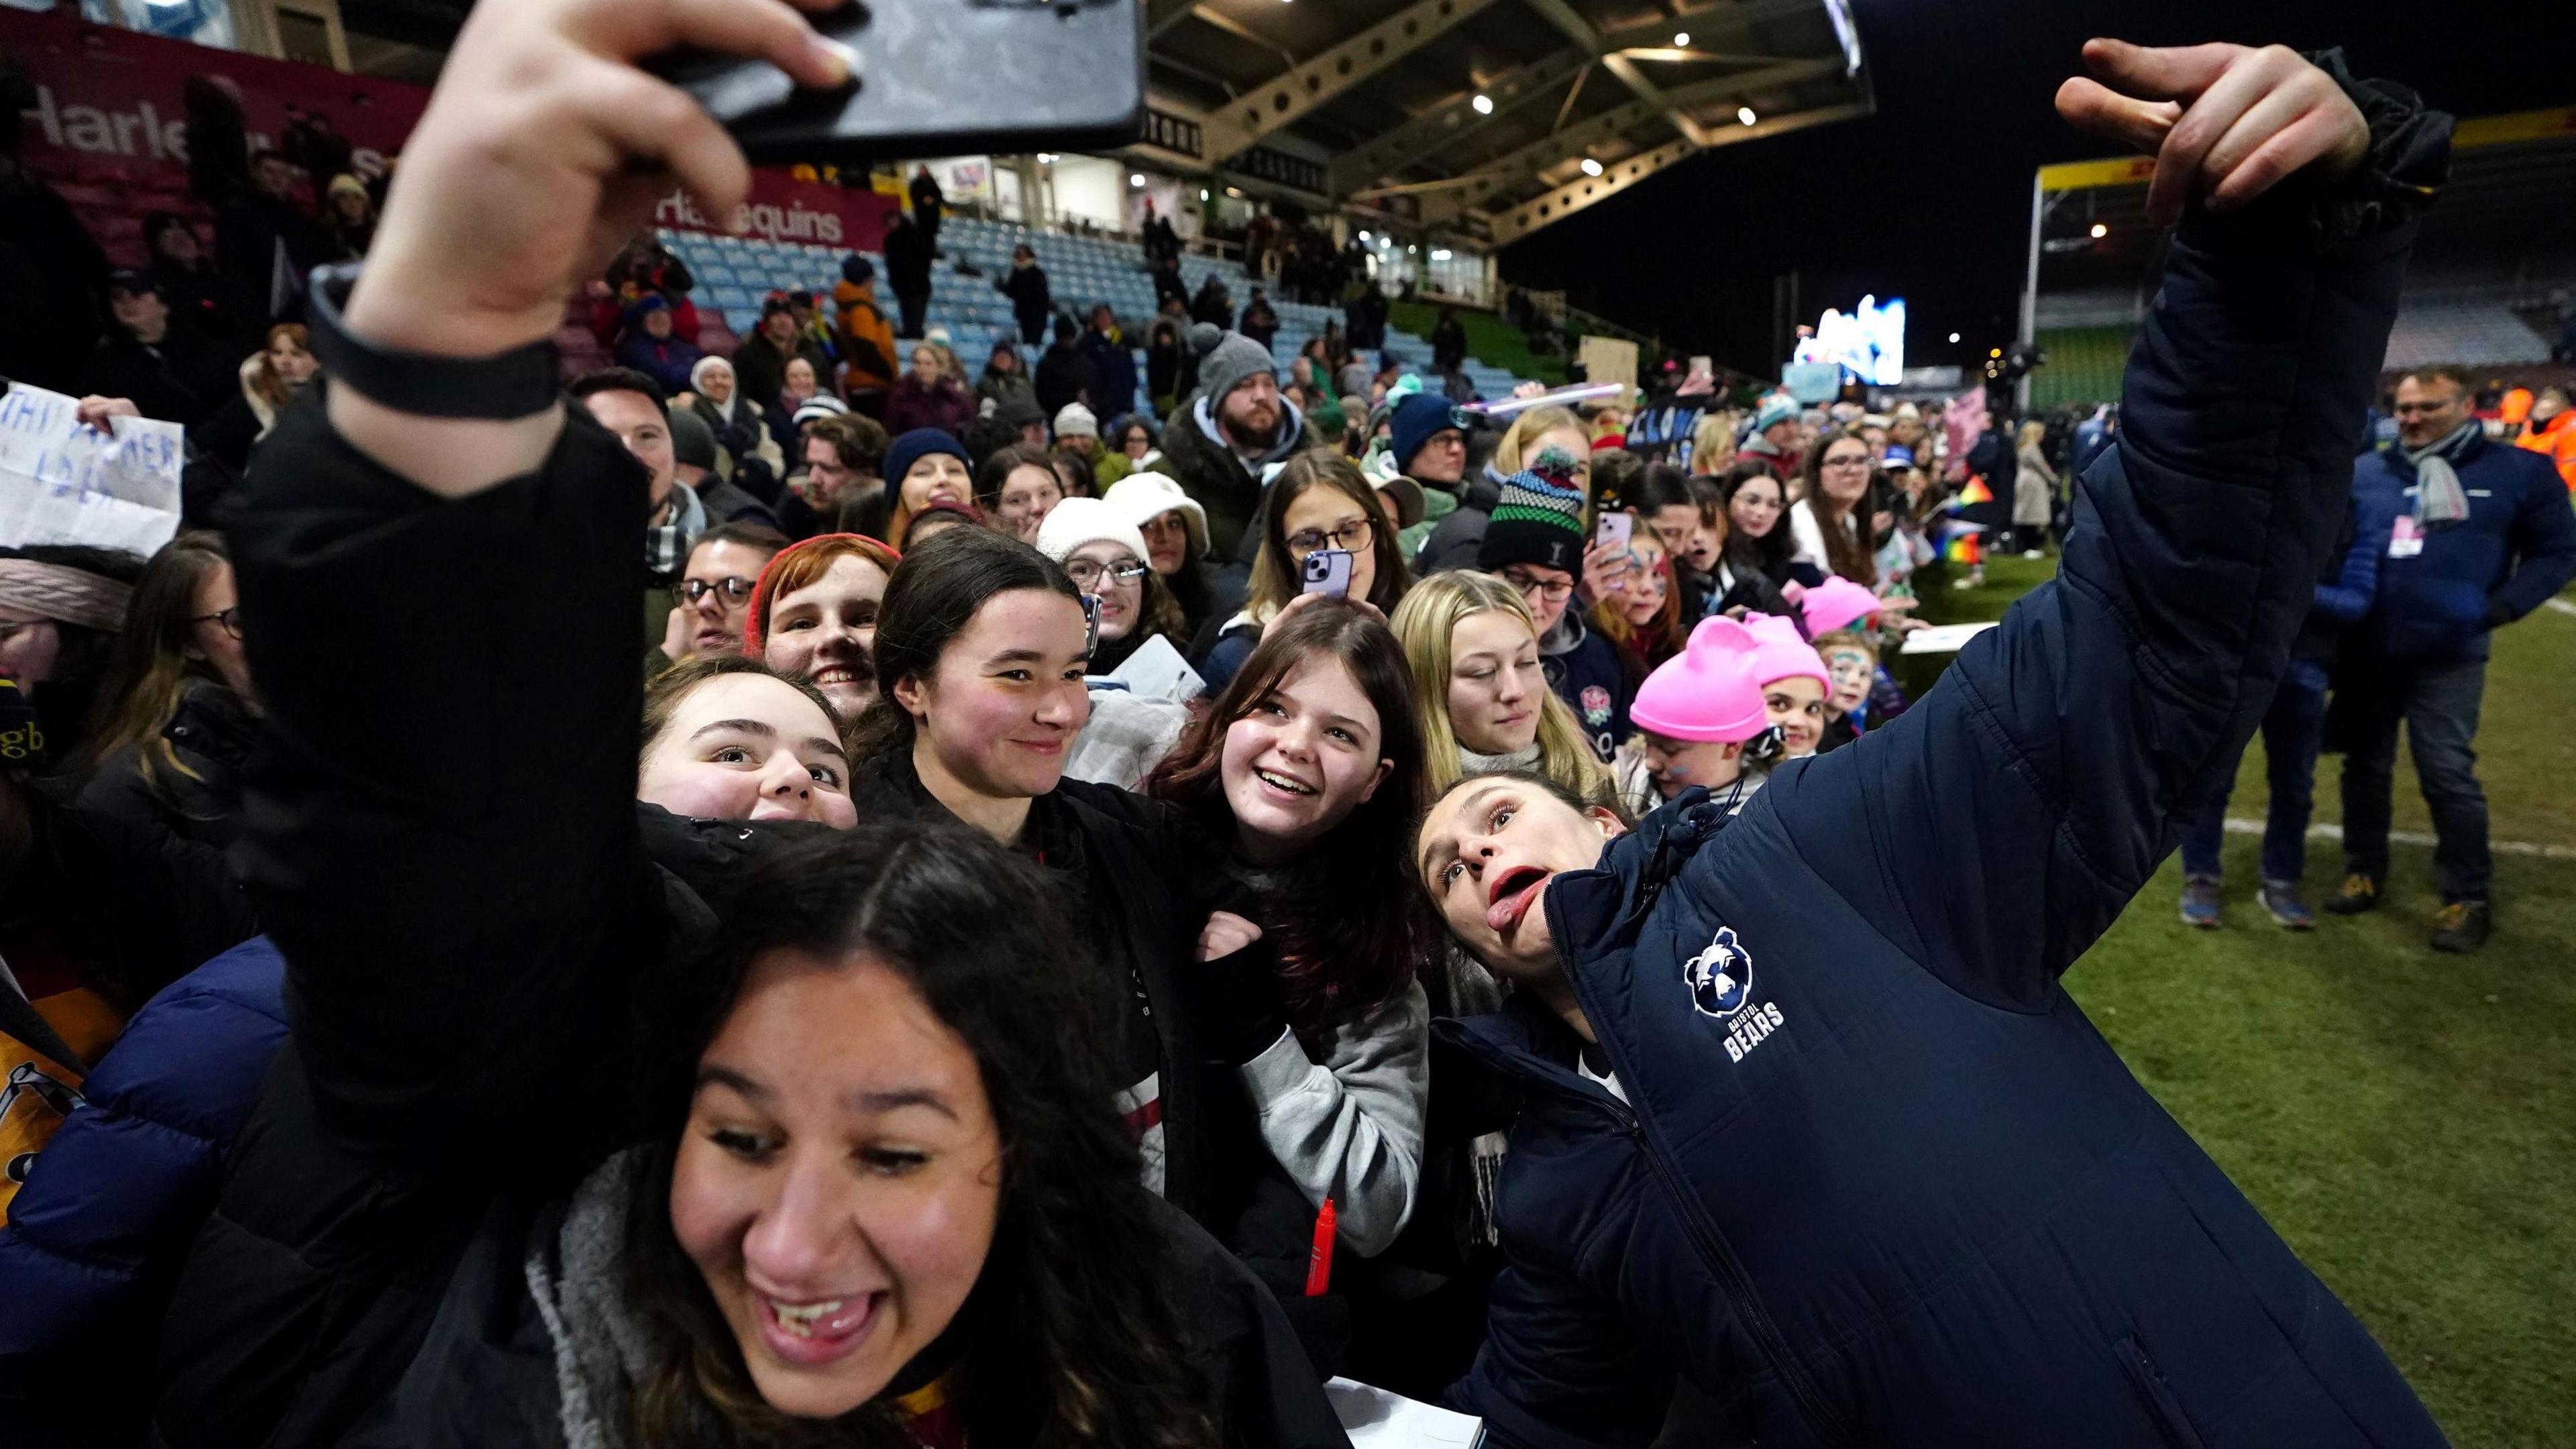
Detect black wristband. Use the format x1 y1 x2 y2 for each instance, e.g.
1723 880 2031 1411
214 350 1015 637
303 262 564 421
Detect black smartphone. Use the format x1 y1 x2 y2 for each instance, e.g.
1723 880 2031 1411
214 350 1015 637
647 1 1146 165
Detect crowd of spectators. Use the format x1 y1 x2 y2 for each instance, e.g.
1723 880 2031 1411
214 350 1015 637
0 18 2532 1449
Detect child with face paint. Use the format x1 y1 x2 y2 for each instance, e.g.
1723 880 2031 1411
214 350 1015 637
1811 630 1881 754
1740 612 1831 759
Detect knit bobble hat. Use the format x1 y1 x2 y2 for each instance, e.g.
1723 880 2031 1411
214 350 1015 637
1751 396 1800 435
1034 496 1150 565
1631 616 1770 743
1474 453 1589 574
1799 577 1880 638
1192 323 1277 409
1053 402 1099 439
883 427 969 485
1389 392 1462 474
1741 612 1831 690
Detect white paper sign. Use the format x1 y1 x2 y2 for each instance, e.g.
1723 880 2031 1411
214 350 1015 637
1326 1378 1483 1448
1103 632 1204 704
1898 621 2000 656
0 383 186 557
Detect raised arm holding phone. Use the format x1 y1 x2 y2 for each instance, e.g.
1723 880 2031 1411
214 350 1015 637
1413 40 2455 1449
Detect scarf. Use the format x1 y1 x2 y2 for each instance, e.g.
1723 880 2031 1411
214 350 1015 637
642 481 706 579
1193 392 1307 473
0 559 132 632
1456 741 1543 776
2401 419 2478 529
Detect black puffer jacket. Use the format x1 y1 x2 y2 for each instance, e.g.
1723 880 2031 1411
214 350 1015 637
65 679 262 1002
150 395 1337 1448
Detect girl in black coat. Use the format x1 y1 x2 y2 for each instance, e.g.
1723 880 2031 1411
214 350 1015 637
66 531 262 1002
141 5 1345 1444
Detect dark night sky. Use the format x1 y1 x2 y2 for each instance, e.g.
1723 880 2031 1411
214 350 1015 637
1499 0 2576 377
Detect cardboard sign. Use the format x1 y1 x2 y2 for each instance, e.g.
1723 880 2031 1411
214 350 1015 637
0 385 185 557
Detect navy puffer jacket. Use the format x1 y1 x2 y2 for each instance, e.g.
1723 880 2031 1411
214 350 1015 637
1438 60 2452 1449
0 937 286 1449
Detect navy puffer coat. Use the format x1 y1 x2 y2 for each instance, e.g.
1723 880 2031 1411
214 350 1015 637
1439 57 2453 1449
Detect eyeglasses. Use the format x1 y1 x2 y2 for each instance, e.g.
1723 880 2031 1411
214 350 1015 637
1065 557 1149 590
1501 569 1574 602
1821 453 1874 470
1285 518 1373 557
190 608 242 640
672 576 757 606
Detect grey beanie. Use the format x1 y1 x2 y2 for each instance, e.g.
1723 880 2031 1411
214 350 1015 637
1191 323 1275 409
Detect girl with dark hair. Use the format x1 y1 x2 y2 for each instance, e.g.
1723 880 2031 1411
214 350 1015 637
1197 452 1409 692
1143 600 1432 1265
973 442 1064 543
844 527 1299 1256
1789 427 1880 586
1714 462 1804 614
63 532 264 996
1625 463 1707 615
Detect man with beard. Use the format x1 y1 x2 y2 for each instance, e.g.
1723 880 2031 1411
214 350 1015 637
1159 324 1308 562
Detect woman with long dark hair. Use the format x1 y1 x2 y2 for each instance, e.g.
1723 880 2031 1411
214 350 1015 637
1789 427 1880 586
1715 461 1803 610
137 19 1350 1428
1144 602 1432 1263
1196 452 1408 691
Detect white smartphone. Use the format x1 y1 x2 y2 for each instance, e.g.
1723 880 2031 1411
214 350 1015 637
1300 548 1354 598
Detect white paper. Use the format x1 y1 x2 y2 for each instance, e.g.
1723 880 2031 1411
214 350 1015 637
0 383 184 556
1898 621 2000 655
1326 1378 1483 1448
1103 631 1204 704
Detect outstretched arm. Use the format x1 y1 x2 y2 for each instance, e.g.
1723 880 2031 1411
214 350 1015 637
232 0 855 1161
1764 42 2447 1009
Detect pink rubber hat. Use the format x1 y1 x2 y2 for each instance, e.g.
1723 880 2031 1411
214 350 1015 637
1801 576 1881 637
1742 612 1831 690
1631 616 1770 742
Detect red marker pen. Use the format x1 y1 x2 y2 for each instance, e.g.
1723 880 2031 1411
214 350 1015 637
1305 1197 1337 1296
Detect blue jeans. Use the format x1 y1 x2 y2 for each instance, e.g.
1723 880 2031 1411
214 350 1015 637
2181 672 2327 883
2337 655 2490 902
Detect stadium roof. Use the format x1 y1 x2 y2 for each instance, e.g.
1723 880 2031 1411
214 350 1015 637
336 0 1874 249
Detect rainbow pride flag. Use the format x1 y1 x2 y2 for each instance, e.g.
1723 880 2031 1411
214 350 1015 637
1955 476 1995 506
1945 531 1983 566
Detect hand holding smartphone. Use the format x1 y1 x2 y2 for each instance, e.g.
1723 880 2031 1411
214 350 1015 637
1300 549 1354 598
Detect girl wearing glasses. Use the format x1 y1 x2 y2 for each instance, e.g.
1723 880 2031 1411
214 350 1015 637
1035 500 1188 678
48 533 261 1007
1196 452 1409 692
1789 427 1881 586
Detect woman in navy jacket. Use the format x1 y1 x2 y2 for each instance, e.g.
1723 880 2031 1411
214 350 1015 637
1408 40 2455 1449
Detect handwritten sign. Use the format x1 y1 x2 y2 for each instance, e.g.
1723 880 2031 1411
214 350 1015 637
0 384 185 557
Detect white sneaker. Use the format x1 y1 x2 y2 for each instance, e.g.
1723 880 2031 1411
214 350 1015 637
2021 549 2044 560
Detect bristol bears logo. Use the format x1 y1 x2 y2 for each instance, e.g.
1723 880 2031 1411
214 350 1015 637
1683 926 1754 1018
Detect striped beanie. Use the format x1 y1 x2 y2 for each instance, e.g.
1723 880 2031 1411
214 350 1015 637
1477 454 1588 574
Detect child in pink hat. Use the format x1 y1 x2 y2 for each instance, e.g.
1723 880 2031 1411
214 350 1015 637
1742 612 1831 758
1799 576 1882 638
1615 616 1780 816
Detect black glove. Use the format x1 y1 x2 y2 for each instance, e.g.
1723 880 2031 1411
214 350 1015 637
1195 934 1288 1065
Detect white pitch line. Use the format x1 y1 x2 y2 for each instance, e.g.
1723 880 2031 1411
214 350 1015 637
2546 598 2576 618
2222 818 2576 862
